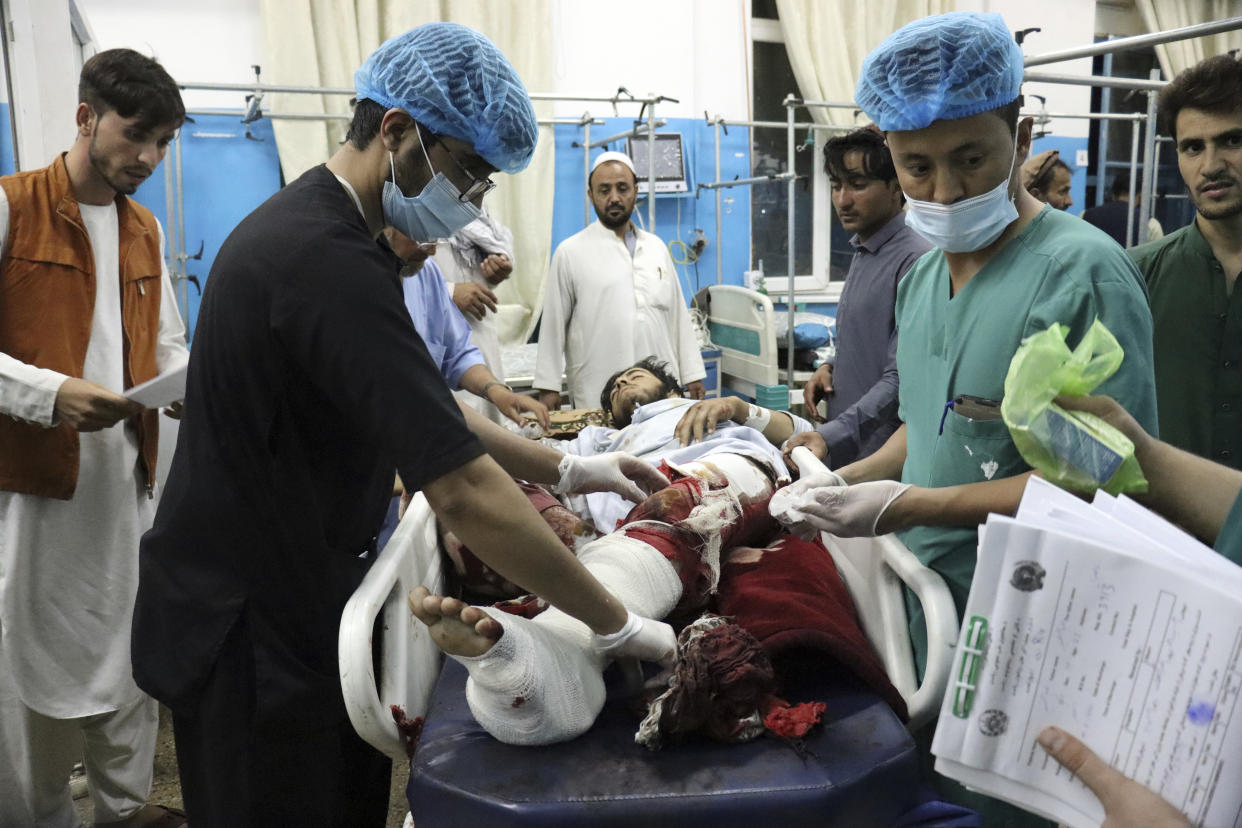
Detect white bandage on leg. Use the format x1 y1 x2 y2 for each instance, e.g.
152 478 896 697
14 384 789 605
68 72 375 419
453 534 683 745
455 606 606 746
577 534 683 619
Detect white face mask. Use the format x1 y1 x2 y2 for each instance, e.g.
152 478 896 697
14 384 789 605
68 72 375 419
903 136 1021 253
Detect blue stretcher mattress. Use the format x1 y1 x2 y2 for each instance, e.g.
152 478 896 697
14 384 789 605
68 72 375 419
407 659 925 827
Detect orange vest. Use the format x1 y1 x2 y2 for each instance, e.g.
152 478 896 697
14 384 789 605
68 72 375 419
0 155 164 499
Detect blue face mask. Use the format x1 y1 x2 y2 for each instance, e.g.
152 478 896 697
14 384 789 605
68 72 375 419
903 137 1020 253
382 137 480 242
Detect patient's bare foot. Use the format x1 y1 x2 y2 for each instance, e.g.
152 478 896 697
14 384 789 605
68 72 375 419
408 587 503 657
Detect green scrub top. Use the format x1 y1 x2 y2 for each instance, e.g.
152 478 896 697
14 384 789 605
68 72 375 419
895 206 1159 654
897 207 1159 828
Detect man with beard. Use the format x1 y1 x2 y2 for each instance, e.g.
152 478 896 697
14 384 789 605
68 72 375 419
535 151 706 410
1020 149 1075 211
1129 54 1242 469
0 49 189 827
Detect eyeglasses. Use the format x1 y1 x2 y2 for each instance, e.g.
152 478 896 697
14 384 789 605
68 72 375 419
429 131 496 203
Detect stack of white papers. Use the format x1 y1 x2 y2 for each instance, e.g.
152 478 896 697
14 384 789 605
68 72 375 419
123 360 187 409
932 477 1242 828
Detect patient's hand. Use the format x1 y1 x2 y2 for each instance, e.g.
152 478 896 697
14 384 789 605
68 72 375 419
674 397 742 446
782 430 828 473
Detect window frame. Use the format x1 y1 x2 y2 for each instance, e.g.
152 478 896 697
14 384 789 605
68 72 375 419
748 14 841 302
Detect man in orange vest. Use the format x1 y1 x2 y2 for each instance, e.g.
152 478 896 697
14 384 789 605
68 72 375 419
0 49 188 828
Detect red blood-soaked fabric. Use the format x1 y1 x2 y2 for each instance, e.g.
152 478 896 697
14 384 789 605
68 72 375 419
620 463 778 621
444 480 599 598
717 533 909 721
491 593 549 619
762 700 827 739
657 618 777 743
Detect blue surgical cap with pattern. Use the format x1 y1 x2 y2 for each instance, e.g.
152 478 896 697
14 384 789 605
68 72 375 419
354 23 538 174
856 12 1025 132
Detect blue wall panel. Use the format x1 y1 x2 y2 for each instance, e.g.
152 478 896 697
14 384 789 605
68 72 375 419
552 117 753 301
0 104 14 177
131 114 283 340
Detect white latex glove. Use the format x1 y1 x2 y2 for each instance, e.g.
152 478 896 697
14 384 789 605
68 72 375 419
554 452 669 503
770 479 912 538
591 610 677 668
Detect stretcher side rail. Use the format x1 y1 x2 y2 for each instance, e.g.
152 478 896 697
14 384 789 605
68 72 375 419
338 494 443 761
789 445 959 732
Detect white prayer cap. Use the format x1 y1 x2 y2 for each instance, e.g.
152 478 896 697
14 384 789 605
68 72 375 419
591 151 635 175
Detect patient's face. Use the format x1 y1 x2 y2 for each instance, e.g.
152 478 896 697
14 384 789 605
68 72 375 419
609 367 670 427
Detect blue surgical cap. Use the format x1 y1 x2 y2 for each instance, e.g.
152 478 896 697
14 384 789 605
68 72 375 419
856 12 1024 132
354 23 538 174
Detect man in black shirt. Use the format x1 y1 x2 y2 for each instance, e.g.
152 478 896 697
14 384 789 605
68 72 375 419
132 24 669 827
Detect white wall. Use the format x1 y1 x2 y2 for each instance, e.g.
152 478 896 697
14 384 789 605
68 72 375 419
6 0 79 168
957 0 1097 139
548 0 749 120
77 0 265 111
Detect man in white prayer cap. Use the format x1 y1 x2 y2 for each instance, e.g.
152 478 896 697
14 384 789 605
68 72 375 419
535 151 706 410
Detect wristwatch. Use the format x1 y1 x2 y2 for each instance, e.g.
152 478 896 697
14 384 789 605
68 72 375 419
481 380 512 400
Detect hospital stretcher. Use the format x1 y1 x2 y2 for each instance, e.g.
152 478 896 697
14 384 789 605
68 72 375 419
339 448 959 825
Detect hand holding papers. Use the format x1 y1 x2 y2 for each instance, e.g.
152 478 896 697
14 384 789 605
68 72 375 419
123 360 187 409
932 477 1242 828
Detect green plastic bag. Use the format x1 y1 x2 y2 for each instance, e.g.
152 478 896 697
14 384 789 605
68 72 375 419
1001 319 1148 494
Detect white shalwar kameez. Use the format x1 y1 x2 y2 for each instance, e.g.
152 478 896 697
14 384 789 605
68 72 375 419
0 189 188 828
535 221 706 409
436 210 513 424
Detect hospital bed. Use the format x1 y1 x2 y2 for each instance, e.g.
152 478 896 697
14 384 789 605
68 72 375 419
705 284 827 406
339 448 958 825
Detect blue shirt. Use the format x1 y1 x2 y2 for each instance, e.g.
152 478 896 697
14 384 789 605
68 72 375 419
401 259 485 389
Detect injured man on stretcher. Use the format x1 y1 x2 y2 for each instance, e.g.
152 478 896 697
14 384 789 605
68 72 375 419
411 357 907 747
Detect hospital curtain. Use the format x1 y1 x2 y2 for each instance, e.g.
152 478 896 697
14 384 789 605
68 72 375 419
774 0 953 127
259 0 555 348
1133 0 1242 82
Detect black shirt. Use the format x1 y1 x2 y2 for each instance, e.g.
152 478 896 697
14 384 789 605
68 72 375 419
133 165 483 723
1081 199 1142 248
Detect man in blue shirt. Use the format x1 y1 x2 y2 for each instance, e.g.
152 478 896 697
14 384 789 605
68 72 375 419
386 227 548 428
798 128 932 468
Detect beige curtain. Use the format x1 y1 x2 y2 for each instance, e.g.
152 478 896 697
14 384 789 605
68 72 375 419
1134 0 1242 81
774 0 953 127
258 0 554 346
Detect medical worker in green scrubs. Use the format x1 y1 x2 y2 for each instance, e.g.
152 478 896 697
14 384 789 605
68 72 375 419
778 9 1157 629
773 13 1159 824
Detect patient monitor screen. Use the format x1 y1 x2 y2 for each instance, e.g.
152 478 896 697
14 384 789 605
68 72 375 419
627 133 688 193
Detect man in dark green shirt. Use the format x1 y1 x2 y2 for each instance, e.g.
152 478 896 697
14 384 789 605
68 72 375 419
1129 54 1242 469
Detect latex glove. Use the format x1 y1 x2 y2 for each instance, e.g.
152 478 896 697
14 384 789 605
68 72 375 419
554 452 670 503
770 479 911 538
591 610 676 668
